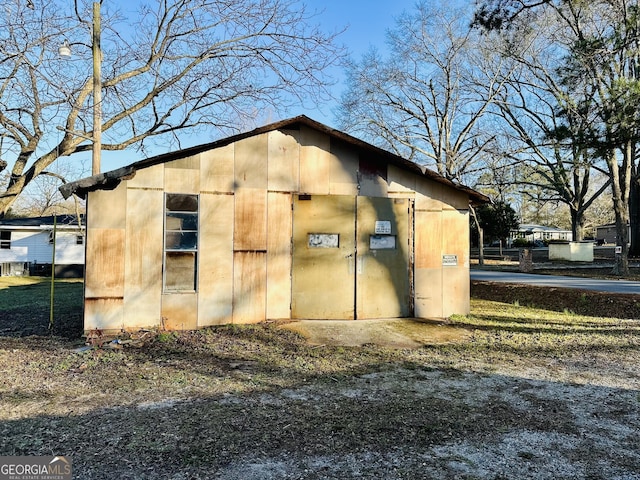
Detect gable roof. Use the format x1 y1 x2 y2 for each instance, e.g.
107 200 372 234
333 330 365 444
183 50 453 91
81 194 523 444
59 115 489 204
0 214 84 230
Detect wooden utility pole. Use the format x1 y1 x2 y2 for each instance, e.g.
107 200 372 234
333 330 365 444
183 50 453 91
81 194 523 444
92 1 101 175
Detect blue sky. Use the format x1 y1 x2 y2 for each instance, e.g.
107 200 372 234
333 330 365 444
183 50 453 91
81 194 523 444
298 0 418 124
96 0 419 171
312 0 416 54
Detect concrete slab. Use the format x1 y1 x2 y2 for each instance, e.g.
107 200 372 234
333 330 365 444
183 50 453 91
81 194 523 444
279 318 472 348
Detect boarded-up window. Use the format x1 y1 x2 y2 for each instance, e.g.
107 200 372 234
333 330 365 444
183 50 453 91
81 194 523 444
164 194 198 292
0 231 10 249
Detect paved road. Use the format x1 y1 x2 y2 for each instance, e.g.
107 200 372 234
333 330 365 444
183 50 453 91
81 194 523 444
470 269 640 295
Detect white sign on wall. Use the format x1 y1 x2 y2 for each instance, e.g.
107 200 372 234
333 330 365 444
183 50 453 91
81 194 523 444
442 254 458 266
308 233 339 248
375 221 392 234
370 235 396 250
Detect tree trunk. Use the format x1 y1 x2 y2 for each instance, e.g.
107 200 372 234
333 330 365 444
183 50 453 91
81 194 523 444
0 192 19 219
613 212 630 276
470 205 484 266
629 177 640 258
608 145 632 276
570 207 586 242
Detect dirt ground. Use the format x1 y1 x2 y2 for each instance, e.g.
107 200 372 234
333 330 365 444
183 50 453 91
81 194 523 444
184 369 640 480
1 274 640 479
2 313 639 480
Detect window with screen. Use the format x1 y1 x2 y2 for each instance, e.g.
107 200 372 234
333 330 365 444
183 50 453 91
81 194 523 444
164 194 198 292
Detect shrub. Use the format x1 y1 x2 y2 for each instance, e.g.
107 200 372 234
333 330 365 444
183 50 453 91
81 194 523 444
512 238 531 247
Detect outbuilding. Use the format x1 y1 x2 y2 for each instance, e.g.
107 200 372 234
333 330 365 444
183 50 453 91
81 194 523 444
595 223 629 245
61 116 488 332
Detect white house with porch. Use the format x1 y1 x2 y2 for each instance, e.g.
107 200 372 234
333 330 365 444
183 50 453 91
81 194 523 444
509 224 573 246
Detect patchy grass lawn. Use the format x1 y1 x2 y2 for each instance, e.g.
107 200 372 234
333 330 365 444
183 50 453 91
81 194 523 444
0 277 83 338
0 275 639 478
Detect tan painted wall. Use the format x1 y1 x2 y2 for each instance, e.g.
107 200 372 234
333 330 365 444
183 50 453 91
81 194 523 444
84 184 127 331
412 175 470 318
198 193 234 326
83 127 472 331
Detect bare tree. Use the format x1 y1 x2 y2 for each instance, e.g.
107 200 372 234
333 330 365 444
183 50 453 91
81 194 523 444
475 0 640 276
11 157 85 216
477 156 577 232
0 0 346 217
337 1 510 184
586 174 616 236
486 12 611 242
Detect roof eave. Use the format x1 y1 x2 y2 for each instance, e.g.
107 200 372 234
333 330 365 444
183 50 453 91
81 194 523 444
59 115 490 204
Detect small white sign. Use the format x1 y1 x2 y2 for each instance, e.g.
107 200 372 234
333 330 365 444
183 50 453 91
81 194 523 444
308 233 339 248
375 221 392 234
615 246 623 254
442 254 458 266
370 235 396 250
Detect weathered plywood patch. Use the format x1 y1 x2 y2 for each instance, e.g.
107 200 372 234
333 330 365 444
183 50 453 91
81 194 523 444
266 192 292 320
198 193 234 326
233 251 267 324
162 293 197 330
85 228 125 298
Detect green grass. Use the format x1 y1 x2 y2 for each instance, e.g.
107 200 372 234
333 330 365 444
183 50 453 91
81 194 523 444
452 298 640 357
0 276 84 337
0 276 83 311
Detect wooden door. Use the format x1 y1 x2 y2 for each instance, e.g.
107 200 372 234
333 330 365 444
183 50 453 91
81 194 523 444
356 197 412 318
291 195 356 319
